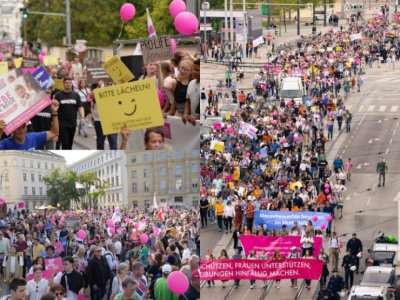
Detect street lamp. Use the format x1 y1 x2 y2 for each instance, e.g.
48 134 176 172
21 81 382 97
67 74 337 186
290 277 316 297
202 1 210 47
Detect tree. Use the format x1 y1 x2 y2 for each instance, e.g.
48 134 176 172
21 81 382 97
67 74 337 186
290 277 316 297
77 172 110 209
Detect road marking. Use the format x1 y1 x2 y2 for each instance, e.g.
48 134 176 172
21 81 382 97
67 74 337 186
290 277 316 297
367 196 372 206
391 106 399 112
392 191 400 202
379 105 387 112
393 130 396 136
367 105 375 112
386 148 389 154
397 121 400 128
390 138 393 144
358 105 364 112
372 183 376 192
342 150 346 154
358 114 366 127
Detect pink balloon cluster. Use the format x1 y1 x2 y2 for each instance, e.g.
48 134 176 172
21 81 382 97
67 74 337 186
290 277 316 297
170 0 199 36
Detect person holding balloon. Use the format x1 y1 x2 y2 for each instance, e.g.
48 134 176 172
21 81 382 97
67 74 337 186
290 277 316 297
154 264 179 300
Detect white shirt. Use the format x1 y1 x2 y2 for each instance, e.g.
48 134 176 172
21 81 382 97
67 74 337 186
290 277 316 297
53 272 78 300
187 79 200 116
182 248 191 264
114 241 122 255
3 255 24 272
26 278 50 300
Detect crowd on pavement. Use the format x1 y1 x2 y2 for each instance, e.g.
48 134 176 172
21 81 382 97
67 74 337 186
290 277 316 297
200 11 400 298
0 205 200 300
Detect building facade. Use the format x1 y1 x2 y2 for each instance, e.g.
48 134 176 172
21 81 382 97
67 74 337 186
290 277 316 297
0 151 66 211
68 150 129 209
0 0 24 41
126 149 200 209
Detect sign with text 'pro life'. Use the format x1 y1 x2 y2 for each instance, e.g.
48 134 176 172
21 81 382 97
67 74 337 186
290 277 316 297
94 79 164 135
140 36 173 65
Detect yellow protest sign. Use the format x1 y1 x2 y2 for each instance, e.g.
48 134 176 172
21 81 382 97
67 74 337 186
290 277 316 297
0 62 8 75
94 79 164 135
225 113 231 120
214 141 225 152
54 79 64 91
14 58 23 68
102 56 135 84
43 56 59 66
104 55 113 62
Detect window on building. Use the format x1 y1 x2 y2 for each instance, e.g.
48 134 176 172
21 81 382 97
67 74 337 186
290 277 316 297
51 163 54 169
111 178 114 187
193 197 199 207
39 187 43 195
192 178 198 189
175 150 184 159
32 187 36 196
112 194 115 202
191 163 199 173
132 182 137 193
175 165 182 176
23 173 27 182
31 173 34 182
116 176 119 186
132 201 138 208
159 152 167 161
37 162 40 169
115 163 118 172
38 174 42 182
116 194 119 202
4 173 8 182
131 155 136 163
39 201 43 206
22 160 26 167
144 181 150 193
24 187 28 195
143 168 150 178
160 198 166 203
175 196 183 203
159 167 167 177
33 201 37 209
131 170 137 178
107 166 109 175
144 200 151 209
111 165 114 173
143 154 150 162
160 180 167 193
175 178 182 191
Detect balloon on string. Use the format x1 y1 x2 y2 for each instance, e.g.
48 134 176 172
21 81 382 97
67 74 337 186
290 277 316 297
167 271 189 294
170 38 177 53
272 120 278 125
157 89 166 108
125 217 131 224
77 230 86 240
327 195 332 201
169 0 187 18
120 3 136 22
0 198 6 206
174 12 199 35
325 189 329 194
38 54 44 61
40 50 47 56
140 233 149 244
324 183 330 189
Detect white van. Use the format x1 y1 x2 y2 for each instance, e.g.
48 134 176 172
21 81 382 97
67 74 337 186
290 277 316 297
279 77 305 104
347 285 394 300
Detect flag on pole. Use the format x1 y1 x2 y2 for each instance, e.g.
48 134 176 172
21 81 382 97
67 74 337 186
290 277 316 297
147 8 157 38
157 211 165 222
153 192 158 209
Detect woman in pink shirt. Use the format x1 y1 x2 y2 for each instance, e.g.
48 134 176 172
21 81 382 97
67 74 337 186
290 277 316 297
345 158 353 181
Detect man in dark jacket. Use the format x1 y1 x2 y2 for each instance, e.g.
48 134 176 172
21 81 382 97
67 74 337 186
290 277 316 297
327 270 344 295
87 247 110 300
58 256 85 297
346 233 363 273
342 250 356 290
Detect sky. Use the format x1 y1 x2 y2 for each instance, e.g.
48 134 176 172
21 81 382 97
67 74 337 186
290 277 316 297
50 150 98 165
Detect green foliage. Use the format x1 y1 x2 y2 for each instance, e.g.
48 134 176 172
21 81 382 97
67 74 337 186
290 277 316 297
25 0 177 47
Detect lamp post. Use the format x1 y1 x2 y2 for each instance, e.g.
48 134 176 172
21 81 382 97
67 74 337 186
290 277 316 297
202 1 210 46
297 0 300 35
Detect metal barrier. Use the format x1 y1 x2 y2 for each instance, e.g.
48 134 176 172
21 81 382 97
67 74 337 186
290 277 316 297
294 280 307 300
259 280 274 300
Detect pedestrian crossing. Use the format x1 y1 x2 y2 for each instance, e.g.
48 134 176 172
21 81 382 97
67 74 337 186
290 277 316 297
342 104 400 114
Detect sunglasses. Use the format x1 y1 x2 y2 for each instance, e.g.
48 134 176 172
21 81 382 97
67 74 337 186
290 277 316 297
55 292 63 296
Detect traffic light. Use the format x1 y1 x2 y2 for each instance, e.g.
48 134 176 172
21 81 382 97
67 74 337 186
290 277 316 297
20 7 28 19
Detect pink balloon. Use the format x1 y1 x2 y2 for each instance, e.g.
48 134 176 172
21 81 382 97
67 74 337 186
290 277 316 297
140 233 149 244
170 38 177 53
109 227 116 235
38 54 44 61
0 198 6 206
153 227 159 236
60 217 65 223
324 183 330 189
312 216 318 222
133 222 139 230
272 120 278 125
106 219 114 228
125 217 131 224
326 215 333 222
169 0 187 18
325 189 330 194
327 195 332 200
37 222 44 229
246 152 250 157
120 3 136 22
158 89 166 108
51 217 56 223
273 111 278 116
167 271 189 294
77 230 86 240
40 50 47 56
320 223 327 230
174 12 199 36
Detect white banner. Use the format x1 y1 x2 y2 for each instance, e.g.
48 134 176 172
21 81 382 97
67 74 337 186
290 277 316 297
120 116 200 151
349 33 362 41
253 36 265 48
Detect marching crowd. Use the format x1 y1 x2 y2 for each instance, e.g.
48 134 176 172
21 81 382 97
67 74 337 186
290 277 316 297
0 206 200 300
200 11 399 298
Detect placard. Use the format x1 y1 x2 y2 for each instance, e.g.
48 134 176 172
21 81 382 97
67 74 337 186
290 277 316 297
32 67 54 90
140 36 173 65
86 63 112 84
21 58 40 68
94 79 164 135
120 56 145 81
103 56 135 84
0 72 52 135
43 56 58 66
54 79 64 91
13 58 23 68
44 257 63 273
0 62 7 75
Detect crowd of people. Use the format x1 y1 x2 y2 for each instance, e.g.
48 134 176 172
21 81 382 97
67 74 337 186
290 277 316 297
0 206 200 300
0 48 201 151
200 12 399 298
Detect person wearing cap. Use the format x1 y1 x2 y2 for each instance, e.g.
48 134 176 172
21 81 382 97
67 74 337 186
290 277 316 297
346 233 362 274
341 250 356 290
327 269 344 297
178 269 200 300
287 246 300 288
154 264 179 300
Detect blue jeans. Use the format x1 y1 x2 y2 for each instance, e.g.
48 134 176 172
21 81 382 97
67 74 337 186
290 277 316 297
208 208 215 223
94 121 118 150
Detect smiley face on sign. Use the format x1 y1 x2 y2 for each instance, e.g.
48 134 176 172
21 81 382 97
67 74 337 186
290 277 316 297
119 98 137 116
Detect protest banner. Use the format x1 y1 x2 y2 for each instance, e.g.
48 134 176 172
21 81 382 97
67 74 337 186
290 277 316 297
210 140 224 152
253 36 265 48
254 210 330 230
53 241 64 254
119 115 200 151
120 56 145 81
21 68 36 74
0 72 52 135
0 62 7 75
140 36 173 65
200 259 323 280
240 235 323 257
239 121 258 139
44 257 63 273
350 33 362 41
86 63 112 84
32 67 54 90
21 58 40 68
13 58 23 68
94 79 164 135
43 56 59 66
103 56 135 84
27 269 52 281
64 218 79 228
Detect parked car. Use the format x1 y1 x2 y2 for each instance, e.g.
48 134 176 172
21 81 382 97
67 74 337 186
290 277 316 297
361 266 396 287
366 243 398 267
348 286 395 300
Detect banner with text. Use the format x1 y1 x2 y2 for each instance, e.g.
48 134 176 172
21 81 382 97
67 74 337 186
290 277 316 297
254 210 330 230
200 259 323 280
0 72 52 135
140 36 173 65
240 235 323 258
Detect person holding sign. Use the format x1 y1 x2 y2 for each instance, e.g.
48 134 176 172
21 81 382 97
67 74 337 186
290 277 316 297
0 100 59 150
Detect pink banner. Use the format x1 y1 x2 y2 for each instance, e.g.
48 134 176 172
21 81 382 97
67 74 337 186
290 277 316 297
240 235 323 258
213 123 222 130
200 259 323 280
44 257 63 274
27 269 53 281
53 242 64 254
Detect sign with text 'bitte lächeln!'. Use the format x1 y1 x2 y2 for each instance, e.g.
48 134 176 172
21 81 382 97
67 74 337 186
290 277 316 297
93 79 164 135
